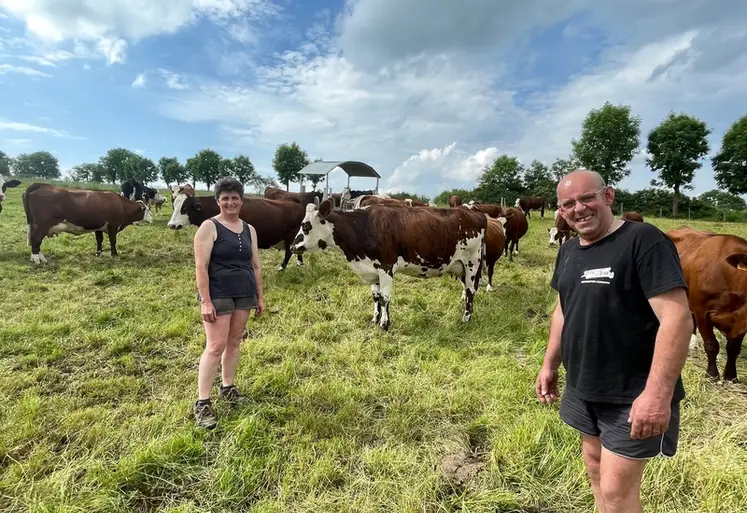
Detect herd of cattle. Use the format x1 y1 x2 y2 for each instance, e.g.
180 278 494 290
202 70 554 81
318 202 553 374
0 173 745 382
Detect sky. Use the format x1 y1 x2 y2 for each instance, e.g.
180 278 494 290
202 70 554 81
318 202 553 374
1 0 746 199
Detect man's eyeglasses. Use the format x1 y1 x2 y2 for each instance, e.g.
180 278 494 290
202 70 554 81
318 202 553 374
557 188 607 212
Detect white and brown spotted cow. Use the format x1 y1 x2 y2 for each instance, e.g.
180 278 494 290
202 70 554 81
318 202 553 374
290 199 487 331
0 174 21 215
23 183 153 264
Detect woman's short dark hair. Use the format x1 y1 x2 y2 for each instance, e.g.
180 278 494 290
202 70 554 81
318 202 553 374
214 176 244 199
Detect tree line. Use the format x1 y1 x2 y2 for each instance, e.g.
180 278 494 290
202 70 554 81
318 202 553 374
0 141 321 194
435 104 747 220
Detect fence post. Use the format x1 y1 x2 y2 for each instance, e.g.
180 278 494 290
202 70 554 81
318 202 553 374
621 203 624 215
688 206 691 220
724 209 727 222
660 207 663 218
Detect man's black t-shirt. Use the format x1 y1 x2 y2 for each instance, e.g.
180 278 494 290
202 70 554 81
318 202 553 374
550 220 688 404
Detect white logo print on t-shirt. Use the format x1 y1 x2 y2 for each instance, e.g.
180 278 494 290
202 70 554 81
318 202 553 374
581 267 615 284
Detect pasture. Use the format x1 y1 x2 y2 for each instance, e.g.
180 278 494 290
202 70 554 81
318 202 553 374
1 181 747 513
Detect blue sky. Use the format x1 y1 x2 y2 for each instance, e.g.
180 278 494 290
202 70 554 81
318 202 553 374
1 0 746 199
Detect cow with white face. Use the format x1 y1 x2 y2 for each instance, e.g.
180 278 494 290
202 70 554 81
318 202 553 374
0 174 21 214
290 199 487 331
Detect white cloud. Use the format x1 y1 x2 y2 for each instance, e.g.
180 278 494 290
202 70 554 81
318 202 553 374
0 120 84 139
0 0 283 63
451 147 501 182
385 142 457 192
132 73 146 88
0 63 51 77
159 69 188 90
20 55 56 67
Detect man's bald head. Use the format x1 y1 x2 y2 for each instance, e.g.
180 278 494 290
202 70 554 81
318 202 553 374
557 169 606 194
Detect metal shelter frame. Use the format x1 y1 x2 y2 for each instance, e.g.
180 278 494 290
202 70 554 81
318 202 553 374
296 160 381 201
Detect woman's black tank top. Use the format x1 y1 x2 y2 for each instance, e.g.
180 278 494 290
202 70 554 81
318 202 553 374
207 217 257 298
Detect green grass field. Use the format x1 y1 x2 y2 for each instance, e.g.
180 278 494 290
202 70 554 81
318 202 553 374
1 181 746 513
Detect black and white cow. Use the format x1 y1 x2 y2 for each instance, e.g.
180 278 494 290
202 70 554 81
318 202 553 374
0 174 21 214
142 185 166 213
120 178 144 202
290 199 487 331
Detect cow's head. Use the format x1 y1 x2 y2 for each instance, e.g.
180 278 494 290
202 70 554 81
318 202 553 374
290 199 335 254
0 174 21 213
548 227 560 245
134 200 154 224
168 192 200 229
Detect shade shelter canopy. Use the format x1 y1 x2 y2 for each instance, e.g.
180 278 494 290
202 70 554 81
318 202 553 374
297 160 381 199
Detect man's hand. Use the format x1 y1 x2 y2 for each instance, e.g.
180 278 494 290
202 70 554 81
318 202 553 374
628 389 671 439
255 297 265 317
536 365 560 404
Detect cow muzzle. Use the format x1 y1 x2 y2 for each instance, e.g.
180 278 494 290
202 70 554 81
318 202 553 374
168 223 183 230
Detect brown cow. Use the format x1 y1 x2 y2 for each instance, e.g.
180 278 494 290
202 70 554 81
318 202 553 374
167 189 306 271
264 186 322 206
448 195 462 207
23 183 153 264
483 217 506 291
498 207 529 260
467 201 502 218
290 200 487 331
548 208 577 245
621 211 644 222
0 173 21 214
667 226 747 382
515 196 547 218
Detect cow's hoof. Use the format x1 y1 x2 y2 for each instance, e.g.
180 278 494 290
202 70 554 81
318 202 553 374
379 322 390 331
296 260 303 266
30 254 47 265
96 251 103 257
277 264 285 272
485 283 493 292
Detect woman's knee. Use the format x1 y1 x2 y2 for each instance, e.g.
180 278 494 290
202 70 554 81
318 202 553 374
204 338 228 357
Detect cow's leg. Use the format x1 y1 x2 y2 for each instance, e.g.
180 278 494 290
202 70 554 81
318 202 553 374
370 283 382 325
724 334 744 383
695 313 720 379
296 253 304 266
107 226 118 257
28 224 47 264
486 260 495 292
377 271 393 331
462 261 479 323
277 248 292 271
95 231 104 256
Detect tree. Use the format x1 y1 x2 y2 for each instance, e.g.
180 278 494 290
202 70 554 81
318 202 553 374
713 115 747 195
476 154 525 204
571 101 641 185
186 149 223 189
99 148 140 183
307 157 324 190
523 159 556 205
12 151 60 178
646 112 710 217
125 155 158 183
550 156 580 181
0 150 11 176
159 157 188 185
273 142 309 191
70 162 104 182
698 189 746 211
230 154 256 185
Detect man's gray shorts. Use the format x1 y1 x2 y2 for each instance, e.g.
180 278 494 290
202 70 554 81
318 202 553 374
209 296 257 316
559 386 681 460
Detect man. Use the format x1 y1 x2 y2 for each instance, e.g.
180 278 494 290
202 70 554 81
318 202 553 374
536 169 693 513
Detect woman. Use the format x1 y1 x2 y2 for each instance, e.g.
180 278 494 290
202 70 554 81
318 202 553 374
192 176 264 429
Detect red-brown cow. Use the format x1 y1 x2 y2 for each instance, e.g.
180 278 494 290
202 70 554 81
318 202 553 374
167 188 306 270
515 196 547 219
467 201 502 218
548 208 577 245
483 217 506 291
264 186 322 206
498 207 529 260
622 211 644 222
290 200 487 331
448 195 462 207
667 226 747 382
23 183 153 264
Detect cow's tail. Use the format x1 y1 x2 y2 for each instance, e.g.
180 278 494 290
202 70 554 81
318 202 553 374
23 183 42 246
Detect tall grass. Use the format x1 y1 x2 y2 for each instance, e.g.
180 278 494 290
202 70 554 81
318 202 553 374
0 182 746 512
